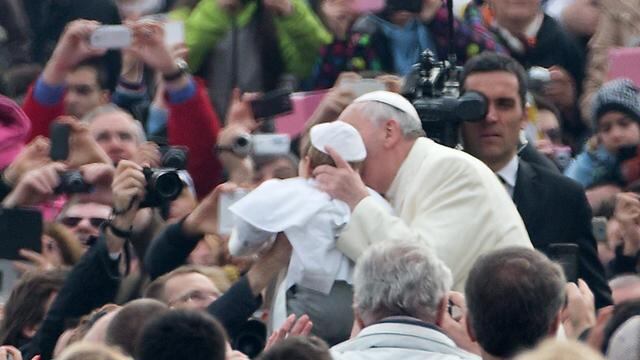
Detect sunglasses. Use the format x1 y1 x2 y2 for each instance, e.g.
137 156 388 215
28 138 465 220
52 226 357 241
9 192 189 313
60 216 107 228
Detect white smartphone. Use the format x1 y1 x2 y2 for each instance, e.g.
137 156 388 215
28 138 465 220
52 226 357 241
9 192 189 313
90 25 132 49
252 134 291 156
341 79 386 97
164 21 185 46
218 189 248 236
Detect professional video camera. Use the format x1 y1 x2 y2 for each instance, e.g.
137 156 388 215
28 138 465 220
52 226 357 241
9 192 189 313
401 1 487 147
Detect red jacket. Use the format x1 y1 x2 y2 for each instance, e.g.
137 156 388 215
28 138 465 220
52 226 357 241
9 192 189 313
166 80 223 198
22 79 222 198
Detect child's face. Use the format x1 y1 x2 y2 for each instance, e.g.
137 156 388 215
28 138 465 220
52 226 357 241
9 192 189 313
299 156 311 178
598 111 640 153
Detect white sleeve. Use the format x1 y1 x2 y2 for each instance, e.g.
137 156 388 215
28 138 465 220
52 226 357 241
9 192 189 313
545 0 575 20
228 218 276 257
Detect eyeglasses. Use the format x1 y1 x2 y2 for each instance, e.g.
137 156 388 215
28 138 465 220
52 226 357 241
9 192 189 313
169 289 220 307
60 216 107 228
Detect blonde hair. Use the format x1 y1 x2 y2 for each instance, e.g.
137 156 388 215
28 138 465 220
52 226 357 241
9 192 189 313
57 342 131 360
514 340 605 360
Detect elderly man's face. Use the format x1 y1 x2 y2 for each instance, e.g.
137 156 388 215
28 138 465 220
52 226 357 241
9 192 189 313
164 272 222 310
340 105 392 194
60 202 111 246
461 71 526 171
90 112 140 163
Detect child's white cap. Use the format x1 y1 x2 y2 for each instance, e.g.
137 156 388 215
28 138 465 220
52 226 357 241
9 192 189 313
309 121 366 161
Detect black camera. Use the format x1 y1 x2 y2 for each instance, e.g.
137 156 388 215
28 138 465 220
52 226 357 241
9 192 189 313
402 50 487 147
232 319 266 358
159 145 188 170
139 167 184 208
55 170 93 194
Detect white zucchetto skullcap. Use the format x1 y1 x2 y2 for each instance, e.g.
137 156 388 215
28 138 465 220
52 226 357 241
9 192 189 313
353 90 420 124
310 121 366 161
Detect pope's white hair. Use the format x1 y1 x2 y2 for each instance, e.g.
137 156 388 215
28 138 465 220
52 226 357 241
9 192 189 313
351 101 424 139
353 240 453 323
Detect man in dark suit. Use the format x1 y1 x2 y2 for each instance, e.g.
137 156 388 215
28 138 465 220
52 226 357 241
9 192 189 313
460 52 612 308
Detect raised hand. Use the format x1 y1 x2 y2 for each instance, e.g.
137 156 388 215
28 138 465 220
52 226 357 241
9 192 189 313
2 162 67 208
3 136 51 186
43 20 107 85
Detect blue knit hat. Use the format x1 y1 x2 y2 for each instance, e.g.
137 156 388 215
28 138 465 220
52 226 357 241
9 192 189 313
592 78 640 129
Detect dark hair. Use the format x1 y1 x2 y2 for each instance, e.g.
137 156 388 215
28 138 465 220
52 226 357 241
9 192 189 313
533 94 561 121
136 309 227 360
465 247 566 358
258 336 332 360
461 52 528 109
601 299 640 353
72 59 109 90
0 269 67 347
105 299 168 356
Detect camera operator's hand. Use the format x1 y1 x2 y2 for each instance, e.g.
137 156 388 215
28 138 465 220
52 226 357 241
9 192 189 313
217 125 255 184
54 116 112 167
112 160 146 215
613 192 640 256
264 0 293 16
14 248 57 274
0 346 22 360
128 21 189 90
132 141 162 168
545 66 576 112
226 88 261 131
561 279 596 338
313 147 369 210
42 20 107 85
3 136 51 187
2 163 67 208
440 292 482 355
183 183 239 237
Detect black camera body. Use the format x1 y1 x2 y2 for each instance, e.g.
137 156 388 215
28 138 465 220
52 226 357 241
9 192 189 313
402 50 487 147
55 170 93 194
159 145 188 170
139 167 184 208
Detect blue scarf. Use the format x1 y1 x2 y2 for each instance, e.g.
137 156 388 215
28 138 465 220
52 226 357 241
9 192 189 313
376 16 437 75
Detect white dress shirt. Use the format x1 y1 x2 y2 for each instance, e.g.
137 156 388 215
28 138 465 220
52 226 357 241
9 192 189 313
496 155 520 198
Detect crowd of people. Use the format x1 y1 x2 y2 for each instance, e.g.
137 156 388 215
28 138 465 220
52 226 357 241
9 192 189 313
1 0 640 359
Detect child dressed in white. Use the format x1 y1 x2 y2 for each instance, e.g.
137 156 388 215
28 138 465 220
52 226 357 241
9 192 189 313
228 121 391 344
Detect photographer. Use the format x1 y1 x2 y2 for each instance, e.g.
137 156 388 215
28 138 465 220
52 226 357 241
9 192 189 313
20 160 144 360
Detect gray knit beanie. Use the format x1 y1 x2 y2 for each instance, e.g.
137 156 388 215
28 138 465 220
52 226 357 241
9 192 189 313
592 78 640 129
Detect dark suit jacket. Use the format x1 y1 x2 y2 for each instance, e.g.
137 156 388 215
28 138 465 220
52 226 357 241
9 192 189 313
513 159 612 308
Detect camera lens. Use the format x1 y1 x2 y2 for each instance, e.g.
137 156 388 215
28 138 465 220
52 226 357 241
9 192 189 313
153 171 183 200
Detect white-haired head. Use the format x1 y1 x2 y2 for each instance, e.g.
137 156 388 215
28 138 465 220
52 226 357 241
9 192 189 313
351 91 425 139
353 240 452 325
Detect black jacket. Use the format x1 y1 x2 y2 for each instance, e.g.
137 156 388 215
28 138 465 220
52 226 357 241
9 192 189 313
22 234 121 360
513 159 612 308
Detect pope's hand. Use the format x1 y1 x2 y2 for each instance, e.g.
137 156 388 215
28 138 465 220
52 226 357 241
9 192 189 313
313 146 369 210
